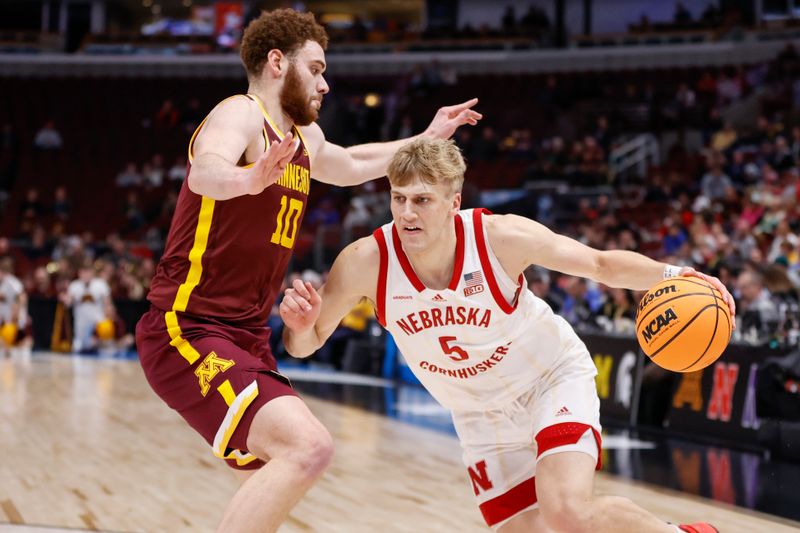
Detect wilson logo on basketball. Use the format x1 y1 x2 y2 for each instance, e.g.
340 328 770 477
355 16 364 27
640 307 678 343
638 284 677 313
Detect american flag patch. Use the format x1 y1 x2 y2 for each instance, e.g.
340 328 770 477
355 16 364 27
463 271 485 296
464 271 483 288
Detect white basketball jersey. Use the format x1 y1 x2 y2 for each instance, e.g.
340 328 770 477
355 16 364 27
374 209 594 411
0 274 23 324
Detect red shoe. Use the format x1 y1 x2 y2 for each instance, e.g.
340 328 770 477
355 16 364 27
678 524 719 533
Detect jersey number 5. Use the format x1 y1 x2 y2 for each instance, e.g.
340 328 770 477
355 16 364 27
439 336 469 362
271 195 304 249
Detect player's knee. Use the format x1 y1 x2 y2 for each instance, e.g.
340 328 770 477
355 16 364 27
540 495 593 533
286 426 334 479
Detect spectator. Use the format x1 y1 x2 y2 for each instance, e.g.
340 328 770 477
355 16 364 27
397 115 413 139
790 126 800 163
141 162 163 188
501 6 517 35
768 220 799 263
597 287 636 334
307 197 341 228
154 99 179 129
61 261 112 354
123 191 145 232
559 276 602 329
342 196 372 234
149 154 166 185
674 2 692 25
181 97 203 133
52 186 71 221
662 218 688 256
0 258 31 354
20 188 44 220
27 265 55 298
735 269 780 344
168 156 187 181
700 161 734 201
717 69 743 105
33 120 63 150
0 123 19 196
526 266 563 313
116 163 143 188
772 136 794 171
520 4 550 37
711 121 737 152
593 115 611 154
472 127 499 161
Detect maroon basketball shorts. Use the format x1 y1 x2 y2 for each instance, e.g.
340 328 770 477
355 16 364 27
135 306 297 470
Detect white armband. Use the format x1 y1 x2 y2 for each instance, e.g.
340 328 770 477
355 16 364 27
663 264 682 279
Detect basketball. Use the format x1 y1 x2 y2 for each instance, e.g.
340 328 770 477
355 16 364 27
635 277 732 372
96 319 115 341
0 322 17 346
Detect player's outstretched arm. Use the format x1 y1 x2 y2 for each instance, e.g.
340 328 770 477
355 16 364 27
188 96 296 200
487 213 736 318
299 99 482 187
281 237 379 358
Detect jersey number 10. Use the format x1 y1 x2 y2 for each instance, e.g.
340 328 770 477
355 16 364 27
271 195 304 249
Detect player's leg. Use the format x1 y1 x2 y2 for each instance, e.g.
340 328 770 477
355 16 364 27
530 361 677 533
497 508 553 532
135 308 333 533
231 468 256 484
216 395 333 533
536 449 676 532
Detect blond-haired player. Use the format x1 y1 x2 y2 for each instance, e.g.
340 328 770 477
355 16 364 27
281 138 734 533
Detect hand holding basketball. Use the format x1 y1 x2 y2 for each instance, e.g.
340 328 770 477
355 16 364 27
675 266 736 318
635 273 735 373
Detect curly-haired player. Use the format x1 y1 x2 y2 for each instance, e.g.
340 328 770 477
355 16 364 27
135 8 481 533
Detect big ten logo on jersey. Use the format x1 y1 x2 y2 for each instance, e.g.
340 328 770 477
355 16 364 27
270 195 304 250
463 270 485 297
468 460 494 495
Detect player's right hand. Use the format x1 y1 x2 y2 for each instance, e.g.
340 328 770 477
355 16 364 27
279 279 322 333
244 132 297 195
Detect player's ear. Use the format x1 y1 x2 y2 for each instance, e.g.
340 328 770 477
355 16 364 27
266 49 285 77
451 192 461 213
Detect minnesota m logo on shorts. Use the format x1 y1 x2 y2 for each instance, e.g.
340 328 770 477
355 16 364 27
195 351 235 396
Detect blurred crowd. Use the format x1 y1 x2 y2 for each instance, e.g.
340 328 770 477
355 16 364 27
3 43 800 354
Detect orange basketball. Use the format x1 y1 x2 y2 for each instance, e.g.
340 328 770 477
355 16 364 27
635 277 732 372
96 318 115 341
0 322 17 346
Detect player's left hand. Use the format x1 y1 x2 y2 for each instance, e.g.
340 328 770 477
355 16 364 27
423 98 482 139
678 267 737 328
279 279 322 333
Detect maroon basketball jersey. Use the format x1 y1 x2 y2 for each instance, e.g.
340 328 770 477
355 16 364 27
148 94 311 328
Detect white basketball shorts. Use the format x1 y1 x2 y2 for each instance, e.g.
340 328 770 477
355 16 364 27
451 362 602 530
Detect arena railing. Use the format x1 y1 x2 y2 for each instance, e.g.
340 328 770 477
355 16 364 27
0 39 794 77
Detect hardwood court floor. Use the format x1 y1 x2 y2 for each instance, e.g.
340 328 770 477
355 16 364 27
0 354 798 533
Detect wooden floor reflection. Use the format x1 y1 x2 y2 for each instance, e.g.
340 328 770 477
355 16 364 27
0 354 797 533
